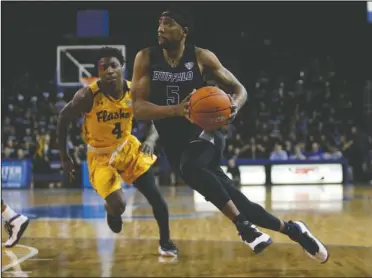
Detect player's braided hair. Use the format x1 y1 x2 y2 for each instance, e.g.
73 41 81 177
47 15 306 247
97 47 125 65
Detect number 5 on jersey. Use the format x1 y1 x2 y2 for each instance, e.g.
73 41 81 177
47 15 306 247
166 85 180 105
112 122 123 139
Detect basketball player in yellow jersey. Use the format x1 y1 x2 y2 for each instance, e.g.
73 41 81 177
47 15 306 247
57 47 178 257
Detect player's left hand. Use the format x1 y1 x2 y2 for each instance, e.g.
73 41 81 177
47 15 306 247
182 89 196 123
227 95 238 123
140 140 155 157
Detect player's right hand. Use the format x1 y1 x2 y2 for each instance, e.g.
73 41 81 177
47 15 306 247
61 156 76 182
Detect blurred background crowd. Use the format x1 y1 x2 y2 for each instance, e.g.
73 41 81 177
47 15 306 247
2 2 372 185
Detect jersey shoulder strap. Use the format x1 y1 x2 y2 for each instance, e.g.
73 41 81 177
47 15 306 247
88 80 103 98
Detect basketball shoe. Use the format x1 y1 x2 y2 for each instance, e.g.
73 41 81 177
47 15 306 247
286 220 329 263
4 214 30 248
236 221 272 254
106 214 123 233
158 240 179 257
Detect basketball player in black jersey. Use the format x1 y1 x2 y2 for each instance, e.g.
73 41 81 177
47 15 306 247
131 10 328 262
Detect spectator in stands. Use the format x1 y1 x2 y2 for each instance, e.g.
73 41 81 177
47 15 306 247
3 147 13 159
284 140 292 156
290 144 306 160
308 142 324 160
4 140 15 158
339 135 353 154
55 92 67 113
323 145 343 160
270 143 288 160
16 149 25 160
33 133 51 173
318 134 329 152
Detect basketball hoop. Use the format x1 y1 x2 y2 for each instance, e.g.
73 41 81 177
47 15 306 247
80 77 99 87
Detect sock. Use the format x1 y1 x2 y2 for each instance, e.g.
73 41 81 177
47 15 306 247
233 213 247 225
2 206 18 221
280 221 291 235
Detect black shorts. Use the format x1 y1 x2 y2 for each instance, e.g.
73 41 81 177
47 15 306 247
162 130 227 177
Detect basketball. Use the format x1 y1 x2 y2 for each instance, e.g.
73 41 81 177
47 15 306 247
189 86 232 130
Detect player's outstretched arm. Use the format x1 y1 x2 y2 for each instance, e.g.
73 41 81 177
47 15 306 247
196 47 248 112
57 87 93 161
142 120 159 144
131 49 185 120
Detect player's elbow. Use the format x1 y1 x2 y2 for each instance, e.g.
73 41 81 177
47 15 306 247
235 83 248 103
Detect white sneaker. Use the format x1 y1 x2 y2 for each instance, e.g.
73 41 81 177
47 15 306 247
290 221 329 263
237 221 272 254
158 240 179 257
4 214 30 248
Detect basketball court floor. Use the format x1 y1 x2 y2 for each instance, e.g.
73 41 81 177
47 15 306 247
1 184 371 277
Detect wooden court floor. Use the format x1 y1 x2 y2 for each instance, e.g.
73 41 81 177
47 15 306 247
1 184 372 277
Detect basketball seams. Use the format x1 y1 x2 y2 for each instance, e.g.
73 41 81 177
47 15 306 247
191 94 230 112
193 107 231 114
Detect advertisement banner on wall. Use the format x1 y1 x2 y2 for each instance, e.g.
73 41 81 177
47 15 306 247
271 184 343 212
1 159 32 188
221 165 266 185
271 163 343 184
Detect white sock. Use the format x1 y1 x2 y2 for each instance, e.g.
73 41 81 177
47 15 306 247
2 206 18 221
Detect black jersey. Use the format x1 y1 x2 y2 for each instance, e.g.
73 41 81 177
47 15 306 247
148 44 205 148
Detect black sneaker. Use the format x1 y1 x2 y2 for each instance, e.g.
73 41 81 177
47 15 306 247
158 240 179 257
107 214 123 233
287 221 329 263
236 221 272 254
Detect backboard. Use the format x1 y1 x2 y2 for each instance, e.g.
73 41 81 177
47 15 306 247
56 45 126 87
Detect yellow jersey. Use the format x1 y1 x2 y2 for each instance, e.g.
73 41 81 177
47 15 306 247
82 80 134 148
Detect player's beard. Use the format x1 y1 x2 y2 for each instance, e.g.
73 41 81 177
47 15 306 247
160 39 180 51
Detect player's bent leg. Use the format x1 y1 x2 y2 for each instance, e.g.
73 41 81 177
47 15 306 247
214 168 282 231
2 199 30 248
180 140 272 254
214 169 329 263
93 167 125 233
133 169 178 257
105 189 126 234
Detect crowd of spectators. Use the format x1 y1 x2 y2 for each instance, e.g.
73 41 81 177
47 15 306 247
2 38 372 184
221 40 372 183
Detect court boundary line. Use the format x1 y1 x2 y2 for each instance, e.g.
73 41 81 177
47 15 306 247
111 236 372 248
1 244 39 272
16 236 372 249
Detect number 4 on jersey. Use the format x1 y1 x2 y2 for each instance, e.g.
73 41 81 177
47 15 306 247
112 122 123 139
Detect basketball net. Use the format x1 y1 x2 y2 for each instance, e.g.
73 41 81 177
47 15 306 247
80 77 99 87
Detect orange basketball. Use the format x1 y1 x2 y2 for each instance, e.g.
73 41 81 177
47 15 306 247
189 86 231 130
